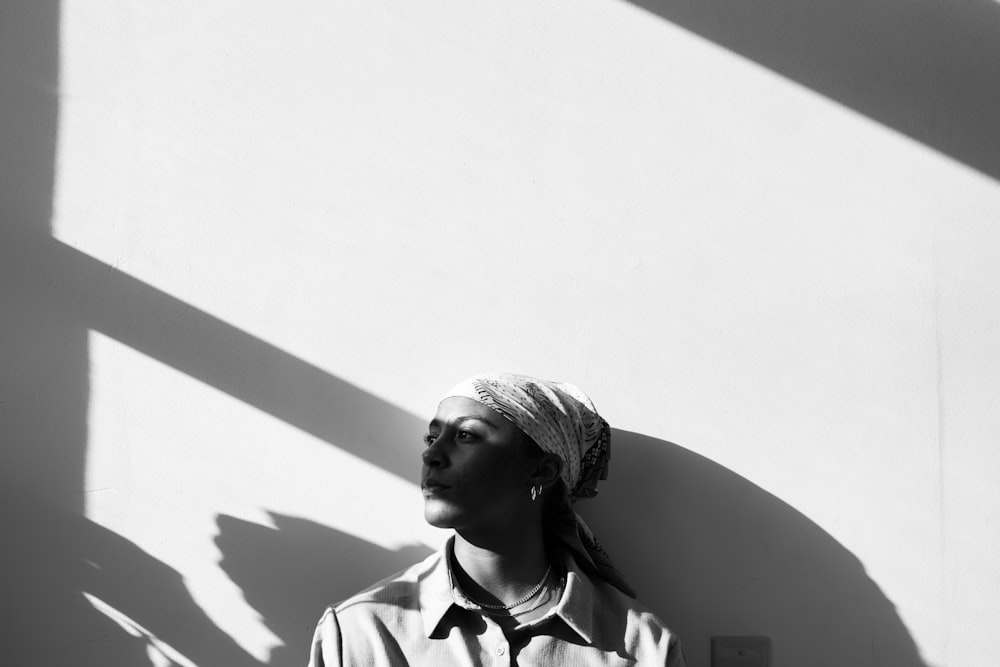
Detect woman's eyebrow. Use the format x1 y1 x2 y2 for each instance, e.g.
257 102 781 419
427 416 498 430
456 416 497 430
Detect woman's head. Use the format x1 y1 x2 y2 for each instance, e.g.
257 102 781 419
420 373 611 533
420 396 560 532
423 373 635 596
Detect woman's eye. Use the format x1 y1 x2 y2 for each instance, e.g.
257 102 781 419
456 430 476 441
422 433 437 446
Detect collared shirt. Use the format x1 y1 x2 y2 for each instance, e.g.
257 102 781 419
307 538 686 666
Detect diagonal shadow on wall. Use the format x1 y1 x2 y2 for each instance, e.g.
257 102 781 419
624 0 1000 181
32 236 427 486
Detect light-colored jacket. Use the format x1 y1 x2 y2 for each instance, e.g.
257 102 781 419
308 537 686 666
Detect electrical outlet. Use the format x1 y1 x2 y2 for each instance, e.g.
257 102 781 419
710 636 770 667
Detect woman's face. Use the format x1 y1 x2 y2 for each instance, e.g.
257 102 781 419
421 397 537 532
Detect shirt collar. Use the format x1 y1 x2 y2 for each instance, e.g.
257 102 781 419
417 535 596 643
417 537 458 638
550 547 595 644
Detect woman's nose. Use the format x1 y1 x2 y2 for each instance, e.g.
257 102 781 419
421 437 446 467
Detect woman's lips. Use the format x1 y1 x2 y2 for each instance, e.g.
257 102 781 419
421 480 450 495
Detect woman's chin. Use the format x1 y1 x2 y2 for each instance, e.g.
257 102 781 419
422 500 459 528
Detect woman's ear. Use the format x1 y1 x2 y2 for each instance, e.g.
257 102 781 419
532 453 562 489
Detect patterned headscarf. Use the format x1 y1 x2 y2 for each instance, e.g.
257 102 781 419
443 373 635 598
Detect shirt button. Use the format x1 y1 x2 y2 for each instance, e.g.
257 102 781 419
496 646 506 656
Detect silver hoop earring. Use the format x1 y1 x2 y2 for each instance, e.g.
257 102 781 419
530 485 541 502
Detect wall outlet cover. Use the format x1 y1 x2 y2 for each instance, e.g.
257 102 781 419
711 636 770 667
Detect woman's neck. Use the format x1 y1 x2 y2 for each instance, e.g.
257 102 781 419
451 524 551 607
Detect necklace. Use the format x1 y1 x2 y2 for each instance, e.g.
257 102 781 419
466 564 552 610
483 574 565 618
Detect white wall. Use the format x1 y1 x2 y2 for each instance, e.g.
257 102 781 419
2 2 998 666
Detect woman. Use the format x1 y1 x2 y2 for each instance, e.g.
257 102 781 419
308 373 686 666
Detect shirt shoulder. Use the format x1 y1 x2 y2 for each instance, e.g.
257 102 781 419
332 550 440 617
308 551 445 667
585 575 686 665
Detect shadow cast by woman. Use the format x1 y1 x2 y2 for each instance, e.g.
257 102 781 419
579 430 928 667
